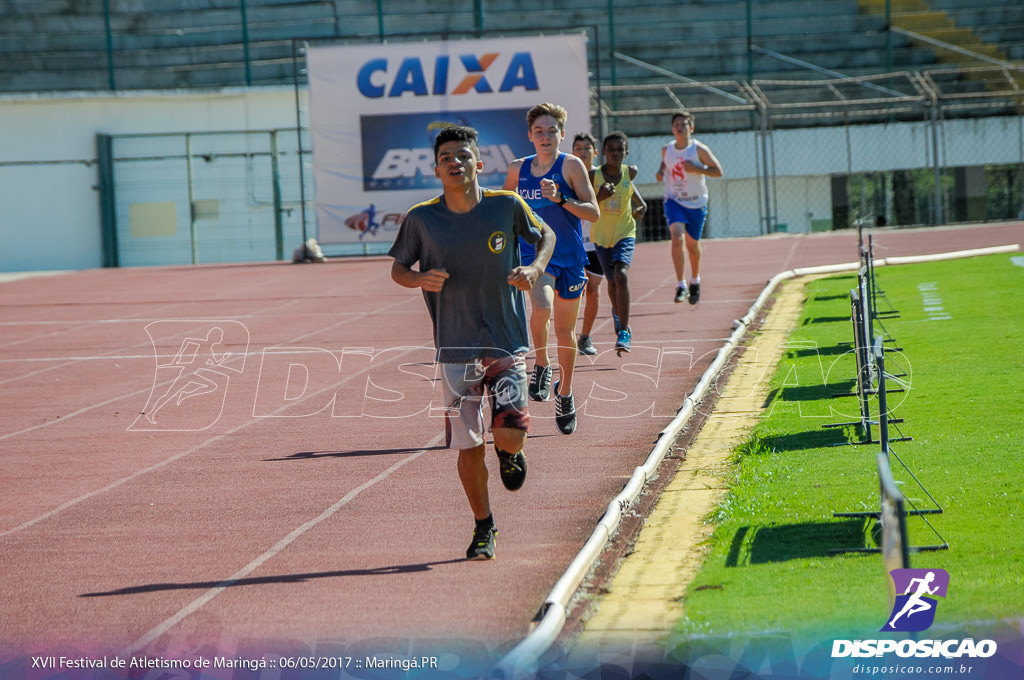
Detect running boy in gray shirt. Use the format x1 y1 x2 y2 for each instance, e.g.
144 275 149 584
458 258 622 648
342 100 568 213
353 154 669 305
389 126 555 560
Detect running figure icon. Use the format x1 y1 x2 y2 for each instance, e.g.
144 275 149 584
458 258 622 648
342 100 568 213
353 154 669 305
144 327 234 425
888 571 940 629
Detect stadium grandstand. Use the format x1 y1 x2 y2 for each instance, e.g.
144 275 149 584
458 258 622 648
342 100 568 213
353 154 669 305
3 0 1023 131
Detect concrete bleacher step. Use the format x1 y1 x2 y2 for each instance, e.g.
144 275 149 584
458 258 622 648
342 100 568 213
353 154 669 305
859 0 1017 65
0 0 334 12
1 21 336 57
0 0 342 92
857 0 1023 99
1 0 1020 125
0 3 337 43
2 55 297 91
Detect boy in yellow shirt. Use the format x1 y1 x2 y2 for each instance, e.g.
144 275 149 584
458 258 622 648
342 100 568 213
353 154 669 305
590 131 647 353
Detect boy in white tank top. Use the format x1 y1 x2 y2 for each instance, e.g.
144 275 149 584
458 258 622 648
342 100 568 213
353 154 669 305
655 111 724 305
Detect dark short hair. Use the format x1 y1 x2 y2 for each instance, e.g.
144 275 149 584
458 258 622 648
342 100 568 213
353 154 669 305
671 110 695 126
433 125 480 161
573 132 598 148
603 130 628 150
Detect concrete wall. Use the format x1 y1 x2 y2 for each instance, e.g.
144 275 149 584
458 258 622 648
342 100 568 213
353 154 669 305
0 87 304 272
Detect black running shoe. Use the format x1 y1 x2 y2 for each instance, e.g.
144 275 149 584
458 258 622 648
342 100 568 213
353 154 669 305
688 282 701 305
496 449 527 491
674 285 688 303
528 364 552 401
554 381 577 435
466 523 497 560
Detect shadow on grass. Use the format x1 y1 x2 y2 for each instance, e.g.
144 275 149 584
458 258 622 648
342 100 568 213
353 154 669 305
777 383 857 402
786 343 854 358
756 429 850 452
802 315 852 325
726 519 869 565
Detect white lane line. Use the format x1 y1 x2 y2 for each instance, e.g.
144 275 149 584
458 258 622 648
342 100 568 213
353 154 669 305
0 383 154 444
0 349 363 364
0 297 423 535
0 342 425 537
0 297 299 386
121 432 442 657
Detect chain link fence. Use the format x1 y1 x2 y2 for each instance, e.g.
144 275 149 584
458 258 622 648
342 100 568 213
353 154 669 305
94 65 1022 266
618 66 1024 241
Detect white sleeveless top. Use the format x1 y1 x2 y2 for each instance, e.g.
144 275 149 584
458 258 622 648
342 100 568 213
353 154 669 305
662 140 709 209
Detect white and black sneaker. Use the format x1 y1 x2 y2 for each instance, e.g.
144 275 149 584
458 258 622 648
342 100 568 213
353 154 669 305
528 364 552 401
674 285 688 303
553 381 577 435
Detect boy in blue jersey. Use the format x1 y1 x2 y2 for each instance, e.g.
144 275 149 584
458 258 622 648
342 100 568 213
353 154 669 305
390 126 555 561
503 102 600 436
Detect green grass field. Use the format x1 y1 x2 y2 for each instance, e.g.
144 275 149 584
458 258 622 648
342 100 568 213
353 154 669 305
673 252 1024 642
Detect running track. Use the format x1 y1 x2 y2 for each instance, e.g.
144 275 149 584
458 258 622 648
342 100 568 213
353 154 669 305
1 223 1021 673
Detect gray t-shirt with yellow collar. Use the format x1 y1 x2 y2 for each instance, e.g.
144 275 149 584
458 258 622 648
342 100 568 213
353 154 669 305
389 189 546 363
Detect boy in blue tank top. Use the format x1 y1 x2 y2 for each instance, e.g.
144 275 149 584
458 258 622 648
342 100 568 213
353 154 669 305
503 102 600 436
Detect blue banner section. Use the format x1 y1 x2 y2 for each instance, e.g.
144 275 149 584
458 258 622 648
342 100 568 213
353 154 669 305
359 108 533 192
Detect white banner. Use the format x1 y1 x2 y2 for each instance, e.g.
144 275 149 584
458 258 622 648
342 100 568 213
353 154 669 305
307 34 591 246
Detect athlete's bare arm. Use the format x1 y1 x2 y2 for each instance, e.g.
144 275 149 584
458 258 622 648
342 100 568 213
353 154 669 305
391 261 449 293
693 143 724 178
508 222 555 292
559 153 600 223
502 159 524 191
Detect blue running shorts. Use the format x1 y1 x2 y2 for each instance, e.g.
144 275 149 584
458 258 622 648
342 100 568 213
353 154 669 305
664 198 708 240
595 237 635 278
544 262 587 301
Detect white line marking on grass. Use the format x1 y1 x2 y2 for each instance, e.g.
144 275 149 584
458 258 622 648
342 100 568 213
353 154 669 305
918 282 951 321
120 432 442 657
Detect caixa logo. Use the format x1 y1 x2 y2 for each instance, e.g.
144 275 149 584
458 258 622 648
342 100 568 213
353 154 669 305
357 52 539 98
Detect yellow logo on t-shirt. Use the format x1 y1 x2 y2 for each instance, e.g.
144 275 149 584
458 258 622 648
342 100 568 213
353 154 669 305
488 231 507 254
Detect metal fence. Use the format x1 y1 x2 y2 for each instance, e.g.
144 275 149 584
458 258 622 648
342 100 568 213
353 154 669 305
92 64 1023 267
97 128 312 267
611 66 1024 240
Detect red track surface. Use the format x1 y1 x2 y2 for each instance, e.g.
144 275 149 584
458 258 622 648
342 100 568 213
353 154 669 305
1 224 1021 670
